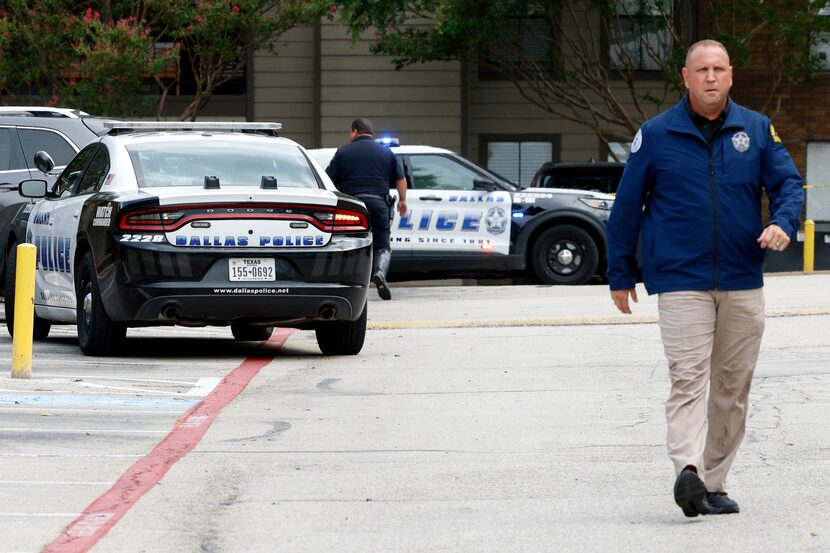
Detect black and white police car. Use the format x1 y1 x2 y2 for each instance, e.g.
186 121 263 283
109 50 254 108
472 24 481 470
4 122 372 356
309 144 614 285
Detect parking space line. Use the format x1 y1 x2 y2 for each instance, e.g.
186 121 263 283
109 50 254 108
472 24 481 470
33 376 198 385
183 377 222 397
1 513 81 517
43 328 294 553
0 394 199 410
73 383 183 396
0 454 142 458
0 428 169 434
0 481 112 486
0 389 191 398
0 408 185 415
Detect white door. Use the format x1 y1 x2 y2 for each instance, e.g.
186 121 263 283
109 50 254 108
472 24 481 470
402 154 511 256
35 147 105 310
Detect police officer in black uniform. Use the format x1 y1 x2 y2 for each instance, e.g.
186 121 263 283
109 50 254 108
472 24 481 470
326 118 408 300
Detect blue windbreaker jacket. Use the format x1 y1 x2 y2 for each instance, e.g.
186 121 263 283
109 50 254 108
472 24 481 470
607 98 804 295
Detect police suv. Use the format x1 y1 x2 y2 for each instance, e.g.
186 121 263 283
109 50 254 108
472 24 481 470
310 144 614 285
4 122 372 356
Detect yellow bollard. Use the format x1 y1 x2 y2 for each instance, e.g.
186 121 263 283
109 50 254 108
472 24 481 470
803 219 815 274
11 243 37 379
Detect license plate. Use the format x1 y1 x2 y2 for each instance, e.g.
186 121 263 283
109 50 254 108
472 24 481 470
229 258 276 282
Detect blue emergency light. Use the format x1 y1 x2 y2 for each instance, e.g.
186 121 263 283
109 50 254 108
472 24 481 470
376 136 400 146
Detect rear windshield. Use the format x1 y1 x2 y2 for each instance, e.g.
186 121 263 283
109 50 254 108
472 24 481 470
126 140 320 189
542 168 622 193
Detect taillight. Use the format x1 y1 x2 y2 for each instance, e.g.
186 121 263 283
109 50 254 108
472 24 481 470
118 208 184 231
315 208 368 233
118 204 368 233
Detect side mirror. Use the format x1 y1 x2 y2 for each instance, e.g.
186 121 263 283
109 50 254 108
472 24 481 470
473 178 498 192
34 151 55 173
19 179 48 199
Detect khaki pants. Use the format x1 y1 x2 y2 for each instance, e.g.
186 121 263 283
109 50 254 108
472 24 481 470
658 288 765 492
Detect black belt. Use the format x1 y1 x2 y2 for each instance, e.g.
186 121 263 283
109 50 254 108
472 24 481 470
353 194 387 201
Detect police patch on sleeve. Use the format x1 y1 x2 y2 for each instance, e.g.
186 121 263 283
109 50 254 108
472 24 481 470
770 124 781 143
630 129 642 154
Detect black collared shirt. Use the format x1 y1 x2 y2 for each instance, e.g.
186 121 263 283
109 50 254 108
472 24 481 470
684 96 729 145
325 135 403 197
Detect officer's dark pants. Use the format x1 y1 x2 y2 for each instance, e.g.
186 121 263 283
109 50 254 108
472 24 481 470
362 197 392 300
362 197 391 258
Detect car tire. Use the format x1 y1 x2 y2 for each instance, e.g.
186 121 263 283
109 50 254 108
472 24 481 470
4 243 52 340
231 324 274 341
76 252 126 356
531 225 599 285
315 301 367 355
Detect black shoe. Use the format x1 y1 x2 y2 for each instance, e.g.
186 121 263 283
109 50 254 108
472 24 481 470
706 492 740 515
371 273 391 300
674 468 710 517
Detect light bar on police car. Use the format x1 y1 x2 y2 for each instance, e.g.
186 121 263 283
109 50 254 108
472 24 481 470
375 136 400 146
103 121 283 132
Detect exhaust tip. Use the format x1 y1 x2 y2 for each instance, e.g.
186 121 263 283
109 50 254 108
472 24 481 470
318 305 337 320
161 304 180 320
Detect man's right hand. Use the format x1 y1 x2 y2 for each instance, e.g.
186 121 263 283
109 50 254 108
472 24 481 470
611 288 638 314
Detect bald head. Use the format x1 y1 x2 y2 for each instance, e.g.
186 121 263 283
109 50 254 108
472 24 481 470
685 39 730 68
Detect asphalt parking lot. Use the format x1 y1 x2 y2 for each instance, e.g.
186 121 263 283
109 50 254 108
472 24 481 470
1 274 829 552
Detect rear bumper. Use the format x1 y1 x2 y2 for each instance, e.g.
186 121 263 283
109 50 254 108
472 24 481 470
130 286 366 325
99 236 372 325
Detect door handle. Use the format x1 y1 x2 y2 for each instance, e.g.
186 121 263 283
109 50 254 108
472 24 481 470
418 195 442 201
73 210 80 220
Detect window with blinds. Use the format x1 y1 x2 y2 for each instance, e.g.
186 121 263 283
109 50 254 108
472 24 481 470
483 139 556 188
479 17 555 79
811 4 830 72
806 142 830 222
609 0 671 72
607 141 631 162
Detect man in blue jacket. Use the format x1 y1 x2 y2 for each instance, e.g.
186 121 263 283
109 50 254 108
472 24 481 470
607 39 803 518
326 118 408 300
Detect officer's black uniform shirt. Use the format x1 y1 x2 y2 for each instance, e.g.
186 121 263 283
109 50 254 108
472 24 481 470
325 136 403 197
684 95 729 146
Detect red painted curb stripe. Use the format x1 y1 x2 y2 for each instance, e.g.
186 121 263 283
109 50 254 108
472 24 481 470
43 329 295 553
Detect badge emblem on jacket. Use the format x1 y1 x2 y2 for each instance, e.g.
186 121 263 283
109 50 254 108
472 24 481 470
732 131 750 153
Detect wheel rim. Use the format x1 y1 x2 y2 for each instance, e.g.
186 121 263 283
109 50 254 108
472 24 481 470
82 283 93 330
546 239 583 276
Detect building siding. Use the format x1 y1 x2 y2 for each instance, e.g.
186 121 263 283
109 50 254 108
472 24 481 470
318 22 462 152
252 26 316 147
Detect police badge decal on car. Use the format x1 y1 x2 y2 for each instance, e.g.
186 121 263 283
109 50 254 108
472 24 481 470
485 207 508 235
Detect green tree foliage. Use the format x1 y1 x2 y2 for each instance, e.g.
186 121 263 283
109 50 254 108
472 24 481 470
0 1 83 106
0 1 165 116
708 0 830 114
0 1 326 119
332 0 830 151
72 10 165 116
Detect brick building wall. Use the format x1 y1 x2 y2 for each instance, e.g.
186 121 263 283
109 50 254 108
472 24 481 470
698 9 830 229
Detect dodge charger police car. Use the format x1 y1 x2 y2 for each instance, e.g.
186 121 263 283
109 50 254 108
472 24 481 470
309 145 614 285
4 122 372 356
